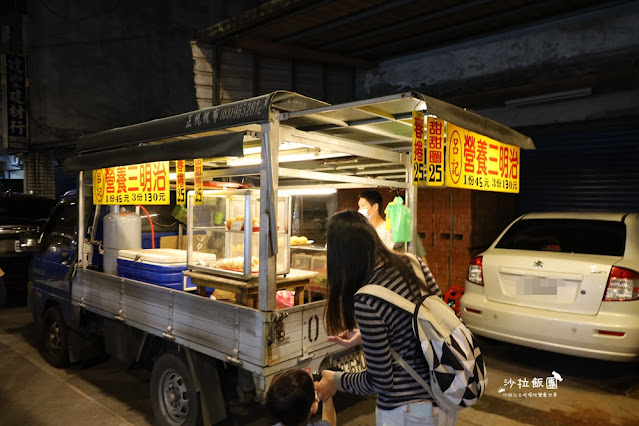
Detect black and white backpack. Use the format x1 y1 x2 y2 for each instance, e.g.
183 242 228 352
357 277 487 412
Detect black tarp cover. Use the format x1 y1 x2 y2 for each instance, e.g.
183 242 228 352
64 91 329 171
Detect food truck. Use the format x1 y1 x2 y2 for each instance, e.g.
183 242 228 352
28 91 533 425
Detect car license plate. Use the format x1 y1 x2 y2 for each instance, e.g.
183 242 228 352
332 348 367 373
518 278 558 295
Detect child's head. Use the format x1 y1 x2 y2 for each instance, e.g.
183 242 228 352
267 369 318 426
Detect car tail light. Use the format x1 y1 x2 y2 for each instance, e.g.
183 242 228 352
467 256 484 286
603 267 639 301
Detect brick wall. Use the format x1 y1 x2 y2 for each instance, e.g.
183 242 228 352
417 188 517 293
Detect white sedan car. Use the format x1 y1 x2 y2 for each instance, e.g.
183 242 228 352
460 212 639 362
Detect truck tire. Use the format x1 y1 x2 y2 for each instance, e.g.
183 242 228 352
151 352 201 426
41 306 70 367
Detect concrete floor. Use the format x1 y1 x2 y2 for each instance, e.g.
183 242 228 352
1 299 638 426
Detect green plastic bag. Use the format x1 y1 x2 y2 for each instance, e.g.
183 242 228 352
387 196 412 243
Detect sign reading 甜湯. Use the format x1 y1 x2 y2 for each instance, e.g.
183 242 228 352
176 160 186 205
445 123 520 193
426 117 445 186
93 162 170 205
194 158 204 205
412 111 425 186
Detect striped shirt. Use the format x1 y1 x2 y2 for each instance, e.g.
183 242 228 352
335 255 442 410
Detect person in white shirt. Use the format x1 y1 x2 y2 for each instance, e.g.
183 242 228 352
358 191 431 269
357 190 394 249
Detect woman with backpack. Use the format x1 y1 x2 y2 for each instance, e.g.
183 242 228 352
314 210 457 426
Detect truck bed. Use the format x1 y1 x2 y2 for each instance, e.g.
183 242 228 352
72 269 339 376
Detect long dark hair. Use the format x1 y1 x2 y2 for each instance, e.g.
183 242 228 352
324 210 430 336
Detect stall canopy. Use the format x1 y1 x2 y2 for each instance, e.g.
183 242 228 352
65 91 328 171
64 91 534 178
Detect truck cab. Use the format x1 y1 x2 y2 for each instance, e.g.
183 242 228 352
28 191 99 366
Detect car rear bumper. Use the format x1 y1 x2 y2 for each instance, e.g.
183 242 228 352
460 282 639 362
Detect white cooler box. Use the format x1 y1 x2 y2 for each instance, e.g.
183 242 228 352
117 248 216 291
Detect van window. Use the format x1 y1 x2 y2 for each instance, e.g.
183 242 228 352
42 203 77 251
495 219 626 256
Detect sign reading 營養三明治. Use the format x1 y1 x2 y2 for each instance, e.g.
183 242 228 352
445 123 520 193
92 162 170 205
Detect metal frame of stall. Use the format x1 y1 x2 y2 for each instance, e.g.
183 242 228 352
71 90 533 313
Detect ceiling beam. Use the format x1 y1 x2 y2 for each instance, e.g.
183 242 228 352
279 0 414 44
353 0 567 57
196 0 330 44
232 37 375 68
320 0 495 51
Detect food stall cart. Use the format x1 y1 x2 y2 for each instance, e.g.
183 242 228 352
36 90 534 425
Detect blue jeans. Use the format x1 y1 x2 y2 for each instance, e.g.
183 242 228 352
376 402 458 426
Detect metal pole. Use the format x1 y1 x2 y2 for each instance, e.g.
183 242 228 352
448 188 453 292
78 171 85 269
259 121 280 311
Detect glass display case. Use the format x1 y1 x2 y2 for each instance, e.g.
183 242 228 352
186 189 290 279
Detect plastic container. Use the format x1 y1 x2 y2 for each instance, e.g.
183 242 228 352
310 255 327 285
103 206 141 275
291 253 311 270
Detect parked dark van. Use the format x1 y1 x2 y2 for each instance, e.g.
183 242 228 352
0 191 56 307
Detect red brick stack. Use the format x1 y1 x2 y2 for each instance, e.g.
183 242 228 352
415 188 517 293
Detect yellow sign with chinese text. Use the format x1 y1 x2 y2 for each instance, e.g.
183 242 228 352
93 161 170 205
445 123 520 193
426 117 445 186
412 111 425 186
176 160 186 205
194 158 204 205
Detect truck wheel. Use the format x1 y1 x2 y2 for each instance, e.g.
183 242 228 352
151 353 201 426
41 306 70 367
